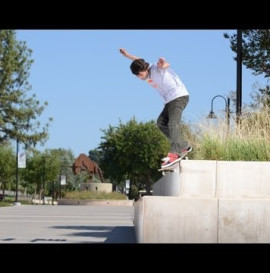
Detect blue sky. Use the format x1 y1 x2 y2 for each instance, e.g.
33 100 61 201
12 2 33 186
16 30 269 157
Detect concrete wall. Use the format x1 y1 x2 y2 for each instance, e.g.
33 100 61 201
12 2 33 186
152 172 180 196
80 182 112 193
134 196 218 243
135 160 270 243
219 198 270 243
153 160 217 197
58 199 133 206
217 161 270 198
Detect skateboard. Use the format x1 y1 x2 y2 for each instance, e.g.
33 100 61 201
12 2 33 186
158 159 182 175
158 154 191 175
158 147 192 175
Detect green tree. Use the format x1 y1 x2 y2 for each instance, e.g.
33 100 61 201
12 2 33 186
56 148 77 193
20 148 76 199
20 150 44 198
0 142 15 194
250 84 270 110
224 29 270 78
0 30 52 147
98 118 170 198
88 148 102 164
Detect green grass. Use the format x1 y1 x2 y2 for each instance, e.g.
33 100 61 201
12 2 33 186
0 191 128 207
0 196 32 207
0 201 13 207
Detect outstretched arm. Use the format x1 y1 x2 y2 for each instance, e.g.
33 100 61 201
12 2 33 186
119 48 139 61
157 57 170 69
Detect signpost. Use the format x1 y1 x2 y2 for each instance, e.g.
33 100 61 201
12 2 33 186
18 151 26 168
125 179 130 194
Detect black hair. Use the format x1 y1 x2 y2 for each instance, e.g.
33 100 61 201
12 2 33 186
130 58 149 75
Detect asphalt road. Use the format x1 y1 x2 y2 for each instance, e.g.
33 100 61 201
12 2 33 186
0 204 136 244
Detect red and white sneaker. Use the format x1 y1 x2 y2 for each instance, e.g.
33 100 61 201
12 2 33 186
161 147 192 169
161 152 181 168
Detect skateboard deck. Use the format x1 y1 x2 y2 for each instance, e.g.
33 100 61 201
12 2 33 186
158 159 182 175
158 147 192 175
158 161 180 172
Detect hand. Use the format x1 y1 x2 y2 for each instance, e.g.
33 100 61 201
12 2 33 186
119 48 139 61
157 57 169 69
119 48 128 57
157 57 165 67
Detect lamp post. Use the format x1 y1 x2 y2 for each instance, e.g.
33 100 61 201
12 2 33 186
15 138 19 204
14 138 25 206
236 29 242 123
207 95 230 130
42 155 46 205
59 168 62 200
59 166 67 201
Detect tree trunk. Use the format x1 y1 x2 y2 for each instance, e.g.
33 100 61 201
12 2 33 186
146 175 151 195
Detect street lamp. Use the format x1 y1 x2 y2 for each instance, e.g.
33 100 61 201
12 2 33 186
236 29 242 122
15 138 20 205
207 95 231 129
59 166 67 200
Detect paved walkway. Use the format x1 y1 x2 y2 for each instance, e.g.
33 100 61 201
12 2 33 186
0 205 136 244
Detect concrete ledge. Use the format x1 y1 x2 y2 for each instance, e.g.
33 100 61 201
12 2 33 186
153 160 270 198
135 160 270 243
80 182 112 192
180 160 217 197
153 172 180 196
152 160 217 197
217 161 270 198
218 198 270 243
58 199 133 206
134 196 218 243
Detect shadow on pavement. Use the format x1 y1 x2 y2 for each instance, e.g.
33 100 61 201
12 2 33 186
51 225 136 243
104 226 136 243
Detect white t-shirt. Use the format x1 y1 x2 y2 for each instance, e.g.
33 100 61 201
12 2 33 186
146 63 189 104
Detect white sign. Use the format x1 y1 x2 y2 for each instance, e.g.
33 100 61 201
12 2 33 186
60 175 66 185
18 151 26 168
125 180 130 189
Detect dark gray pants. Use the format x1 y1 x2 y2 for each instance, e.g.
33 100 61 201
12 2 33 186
157 96 189 154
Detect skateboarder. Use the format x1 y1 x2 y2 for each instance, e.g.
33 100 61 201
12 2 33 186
119 48 192 168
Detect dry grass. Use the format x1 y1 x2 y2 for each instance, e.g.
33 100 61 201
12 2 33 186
192 107 270 161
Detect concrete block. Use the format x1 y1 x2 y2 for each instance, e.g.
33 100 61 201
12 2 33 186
81 182 112 193
153 160 217 197
134 198 144 243
153 172 180 196
134 196 218 243
217 161 270 198
219 198 270 243
180 160 217 197
58 199 133 206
